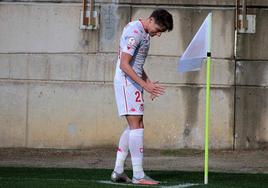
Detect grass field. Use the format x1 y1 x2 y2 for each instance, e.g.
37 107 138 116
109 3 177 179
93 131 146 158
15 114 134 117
0 167 267 188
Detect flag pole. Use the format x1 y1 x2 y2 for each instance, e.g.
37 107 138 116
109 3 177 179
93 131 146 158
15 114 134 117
204 13 212 185
204 54 211 184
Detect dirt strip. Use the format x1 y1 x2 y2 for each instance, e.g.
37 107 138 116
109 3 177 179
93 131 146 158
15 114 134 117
0 148 267 173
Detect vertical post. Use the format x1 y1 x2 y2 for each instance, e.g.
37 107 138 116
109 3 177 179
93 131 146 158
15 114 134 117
89 0 96 26
82 0 89 26
204 55 211 185
235 0 240 57
204 13 212 185
242 0 247 29
236 0 240 30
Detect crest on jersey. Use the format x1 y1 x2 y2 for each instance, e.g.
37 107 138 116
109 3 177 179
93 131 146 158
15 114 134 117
127 37 136 46
127 37 137 50
139 104 144 111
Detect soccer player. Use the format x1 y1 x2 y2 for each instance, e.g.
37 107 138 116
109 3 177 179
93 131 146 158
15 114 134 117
111 9 173 185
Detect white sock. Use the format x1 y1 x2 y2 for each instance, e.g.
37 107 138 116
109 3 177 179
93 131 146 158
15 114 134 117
114 127 130 174
129 128 145 179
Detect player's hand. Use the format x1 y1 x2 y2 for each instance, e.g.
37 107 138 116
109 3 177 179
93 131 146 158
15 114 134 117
143 81 165 97
149 81 162 100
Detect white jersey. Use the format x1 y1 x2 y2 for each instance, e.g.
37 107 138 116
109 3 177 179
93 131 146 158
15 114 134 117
114 20 150 84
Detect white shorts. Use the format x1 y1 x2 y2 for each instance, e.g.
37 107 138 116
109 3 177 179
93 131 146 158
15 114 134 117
114 80 144 116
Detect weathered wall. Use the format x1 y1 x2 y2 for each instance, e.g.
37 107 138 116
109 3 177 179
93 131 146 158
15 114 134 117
0 0 267 149
235 6 268 149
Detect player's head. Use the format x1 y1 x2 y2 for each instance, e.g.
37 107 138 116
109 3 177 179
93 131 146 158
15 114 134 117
147 9 173 37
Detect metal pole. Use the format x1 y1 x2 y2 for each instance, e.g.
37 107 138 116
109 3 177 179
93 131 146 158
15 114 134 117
242 0 247 29
236 0 240 30
89 0 96 26
83 0 88 26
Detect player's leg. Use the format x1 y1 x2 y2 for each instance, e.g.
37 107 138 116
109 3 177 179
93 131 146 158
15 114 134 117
127 115 159 185
111 83 132 183
126 115 144 178
111 126 132 183
113 125 129 174
111 129 132 183
113 80 144 173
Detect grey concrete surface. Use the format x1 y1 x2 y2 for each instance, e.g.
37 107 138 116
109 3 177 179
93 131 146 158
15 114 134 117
236 61 268 86
99 5 131 52
0 3 99 53
237 9 268 60
0 82 27 147
235 87 268 149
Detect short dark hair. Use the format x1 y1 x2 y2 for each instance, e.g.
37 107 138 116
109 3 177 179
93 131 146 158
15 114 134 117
150 9 173 32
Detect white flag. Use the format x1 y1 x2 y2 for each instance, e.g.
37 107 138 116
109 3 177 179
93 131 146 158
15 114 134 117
178 13 212 72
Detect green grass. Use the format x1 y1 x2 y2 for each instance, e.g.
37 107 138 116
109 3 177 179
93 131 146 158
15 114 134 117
0 167 267 188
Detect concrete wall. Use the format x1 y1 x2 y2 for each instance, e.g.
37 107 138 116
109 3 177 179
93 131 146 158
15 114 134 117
235 5 268 149
0 0 267 149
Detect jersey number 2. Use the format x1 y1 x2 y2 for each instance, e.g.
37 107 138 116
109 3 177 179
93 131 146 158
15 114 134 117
135 91 143 102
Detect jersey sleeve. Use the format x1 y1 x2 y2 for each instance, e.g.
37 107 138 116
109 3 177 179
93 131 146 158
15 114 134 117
121 26 142 56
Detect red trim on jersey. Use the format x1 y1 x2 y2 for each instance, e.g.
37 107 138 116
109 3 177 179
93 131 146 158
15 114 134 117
117 147 123 152
133 29 139 34
123 86 128 113
123 76 128 113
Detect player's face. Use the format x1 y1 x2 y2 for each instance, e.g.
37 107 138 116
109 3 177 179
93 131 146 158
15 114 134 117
148 17 166 37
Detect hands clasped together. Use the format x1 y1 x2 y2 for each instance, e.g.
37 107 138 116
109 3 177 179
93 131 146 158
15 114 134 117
143 81 165 101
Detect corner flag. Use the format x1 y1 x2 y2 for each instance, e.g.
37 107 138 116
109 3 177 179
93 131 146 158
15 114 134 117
178 13 212 72
177 13 212 185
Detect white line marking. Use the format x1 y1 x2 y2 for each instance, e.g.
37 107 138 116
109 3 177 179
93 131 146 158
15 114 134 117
160 183 199 188
97 180 158 187
97 180 198 187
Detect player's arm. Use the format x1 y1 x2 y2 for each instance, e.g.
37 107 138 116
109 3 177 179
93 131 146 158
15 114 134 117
120 52 146 88
120 52 165 97
142 70 150 83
